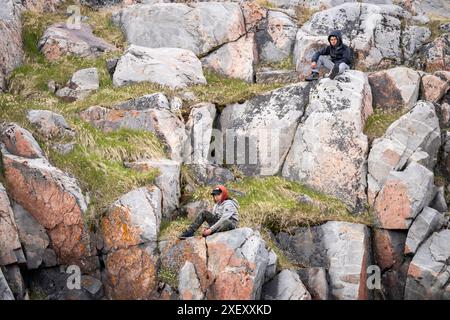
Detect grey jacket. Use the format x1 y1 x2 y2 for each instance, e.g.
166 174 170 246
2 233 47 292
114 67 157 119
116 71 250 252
209 198 239 233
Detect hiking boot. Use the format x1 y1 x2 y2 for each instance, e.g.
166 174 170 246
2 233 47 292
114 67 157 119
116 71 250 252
305 72 319 81
177 229 194 239
328 64 340 80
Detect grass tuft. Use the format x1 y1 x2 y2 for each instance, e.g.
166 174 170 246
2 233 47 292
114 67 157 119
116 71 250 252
364 107 406 142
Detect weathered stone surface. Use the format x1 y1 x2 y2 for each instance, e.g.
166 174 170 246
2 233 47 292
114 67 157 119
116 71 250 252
422 34 450 72
2 264 26 300
0 123 44 159
293 29 329 79
405 207 445 255
405 229 450 299
181 200 212 220
374 162 435 230
256 10 297 63
422 74 449 103
160 228 270 300
56 68 99 102
0 268 14 300
101 186 161 299
0 184 25 266
27 110 74 139
255 68 299 84
202 33 257 83
368 67 420 110
402 25 431 61
276 221 372 300
125 159 181 220
38 22 117 61
178 261 204 300
111 3 246 56
372 228 406 271
367 101 440 203
80 95 188 161
282 71 372 212
297 267 330 300
429 186 448 213
262 269 311 300
113 45 206 89
1 144 97 272
12 202 57 269
187 163 235 188
0 0 23 93
183 103 216 165
217 82 310 176
264 249 277 283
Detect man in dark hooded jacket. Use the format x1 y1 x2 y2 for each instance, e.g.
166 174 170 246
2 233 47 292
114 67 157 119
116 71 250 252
178 185 239 239
305 30 353 81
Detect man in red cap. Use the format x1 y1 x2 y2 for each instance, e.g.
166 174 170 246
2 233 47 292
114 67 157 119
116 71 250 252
178 185 239 239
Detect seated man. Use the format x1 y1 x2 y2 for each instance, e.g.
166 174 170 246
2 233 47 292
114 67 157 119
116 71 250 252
178 185 239 239
306 30 353 81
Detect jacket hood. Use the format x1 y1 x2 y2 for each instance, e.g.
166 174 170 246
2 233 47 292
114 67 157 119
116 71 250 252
328 30 343 46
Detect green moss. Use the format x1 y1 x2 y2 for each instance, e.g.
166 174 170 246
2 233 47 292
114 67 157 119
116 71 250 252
364 107 406 141
157 265 179 289
259 55 295 70
191 70 283 106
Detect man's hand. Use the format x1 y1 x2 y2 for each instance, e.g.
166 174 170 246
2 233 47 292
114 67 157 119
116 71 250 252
202 228 212 237
311 61 317 69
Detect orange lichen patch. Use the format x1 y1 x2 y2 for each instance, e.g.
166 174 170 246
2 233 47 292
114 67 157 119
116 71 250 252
381 148 401 168
100 204 143 252
374 180 411 229
407 262 423 279
1 127 41 158
104 247 157 300
3 155 94 269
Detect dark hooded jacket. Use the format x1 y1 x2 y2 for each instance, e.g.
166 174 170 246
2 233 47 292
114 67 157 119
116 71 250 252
311 30 353 66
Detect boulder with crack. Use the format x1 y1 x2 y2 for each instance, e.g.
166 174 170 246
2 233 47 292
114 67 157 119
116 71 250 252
0 125 98 273
0 0 23 92
404 229 450 300
373 161 435 230
111 3 246 57
112 45 206 89
160 228 270 300
367 101 440 205
217 82 310 176
202 33 258 83
100 186 162 300
276 221 372 300
282 70 372 213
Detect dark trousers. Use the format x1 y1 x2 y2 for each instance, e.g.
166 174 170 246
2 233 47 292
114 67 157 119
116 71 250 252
187 210 237 234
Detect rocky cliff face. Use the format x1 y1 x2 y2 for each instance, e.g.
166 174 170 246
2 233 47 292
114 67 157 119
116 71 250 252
0 0 449 300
